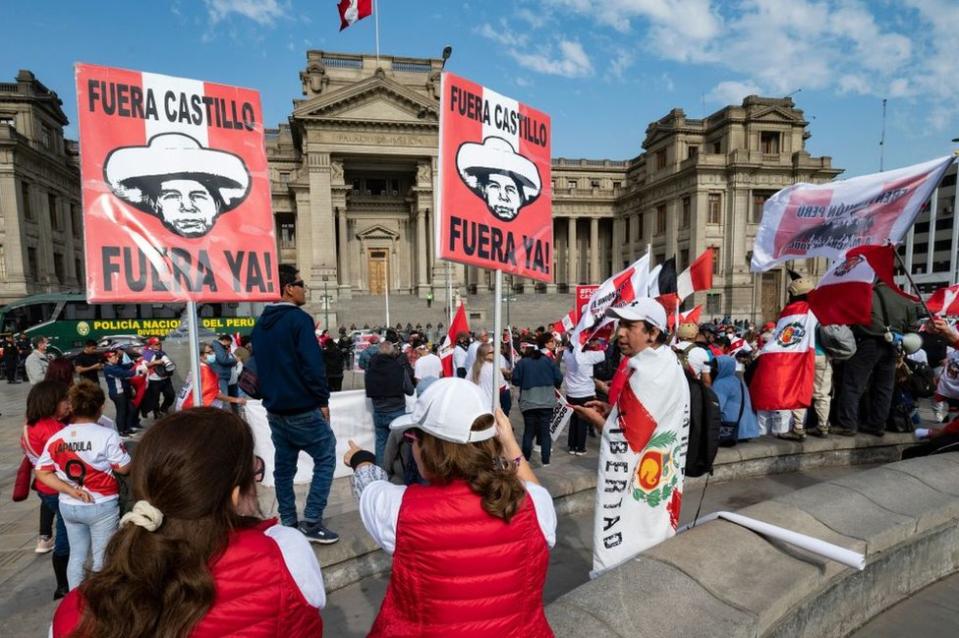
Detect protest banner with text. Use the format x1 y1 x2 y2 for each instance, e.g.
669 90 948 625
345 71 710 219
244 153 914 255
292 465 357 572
75 64 278 302
436 72 552 281
751 156 954 272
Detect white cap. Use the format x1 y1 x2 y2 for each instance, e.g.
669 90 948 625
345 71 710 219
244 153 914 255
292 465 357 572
606 298 668 332
389 378 496 444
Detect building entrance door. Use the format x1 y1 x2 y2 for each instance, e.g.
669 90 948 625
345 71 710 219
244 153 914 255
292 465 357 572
761 271 782 323
368 250 387 294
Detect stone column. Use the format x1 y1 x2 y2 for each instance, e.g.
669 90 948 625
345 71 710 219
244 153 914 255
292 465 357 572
337 207 350 294
416 208 428 295
612 218 624 273
307 151 337 290
294 191 314 300
567 217 578 285
590 217 600 283
546 217 558 293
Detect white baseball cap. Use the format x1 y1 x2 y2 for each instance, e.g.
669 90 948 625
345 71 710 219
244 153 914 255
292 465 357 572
606 298 668 332
389 378 496 444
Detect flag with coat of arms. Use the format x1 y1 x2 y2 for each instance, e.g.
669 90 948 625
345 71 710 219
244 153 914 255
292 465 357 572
748 300 818 411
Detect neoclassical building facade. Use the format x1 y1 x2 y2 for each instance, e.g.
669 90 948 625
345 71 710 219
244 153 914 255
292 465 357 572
264 50 844 320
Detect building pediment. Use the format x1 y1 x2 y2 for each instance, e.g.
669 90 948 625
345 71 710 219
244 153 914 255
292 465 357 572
355 223 400 241
293 73 438 124
748 106 805 124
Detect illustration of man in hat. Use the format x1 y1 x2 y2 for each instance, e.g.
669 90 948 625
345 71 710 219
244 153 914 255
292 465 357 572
456 136 541 222
104 132 251 238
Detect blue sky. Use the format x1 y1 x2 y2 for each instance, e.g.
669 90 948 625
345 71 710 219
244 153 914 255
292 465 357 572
3 0 957 178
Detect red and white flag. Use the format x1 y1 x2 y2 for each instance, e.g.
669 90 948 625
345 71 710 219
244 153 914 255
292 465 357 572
570 254 650 349
927 284 959 317
337 0 372 30
749 300 818 411
677 248 714 301
439 304 469 377
593 344 690 576
808 245 916 325
679 305 703 324
751 156 954 271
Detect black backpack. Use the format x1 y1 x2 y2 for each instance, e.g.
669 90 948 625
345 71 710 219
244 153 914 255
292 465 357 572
684 369 722 478
904 359 936 399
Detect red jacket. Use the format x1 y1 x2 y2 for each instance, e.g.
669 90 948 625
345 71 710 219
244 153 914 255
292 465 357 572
52 520 323 637
370 480 552 638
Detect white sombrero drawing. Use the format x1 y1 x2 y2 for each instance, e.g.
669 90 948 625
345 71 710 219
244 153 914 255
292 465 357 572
456 136 541 216
103 132 251 215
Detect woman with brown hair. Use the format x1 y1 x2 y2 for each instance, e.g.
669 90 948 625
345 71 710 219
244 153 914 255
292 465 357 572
344 377 556 637
51 407 325 637
45 357 77 386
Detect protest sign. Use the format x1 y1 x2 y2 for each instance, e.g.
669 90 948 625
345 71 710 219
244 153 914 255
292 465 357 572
75 64 277 302
751 156 954 272
436 72 552 281
570 254 650 349
574 285 599 323
548 390 573 441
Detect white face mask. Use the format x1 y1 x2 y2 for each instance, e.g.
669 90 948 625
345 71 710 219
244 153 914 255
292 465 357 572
205 354 217 365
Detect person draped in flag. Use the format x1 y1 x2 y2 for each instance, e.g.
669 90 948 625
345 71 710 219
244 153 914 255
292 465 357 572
571 299 690 575
749 276 818 441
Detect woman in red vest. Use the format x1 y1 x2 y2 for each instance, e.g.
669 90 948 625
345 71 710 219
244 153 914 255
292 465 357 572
50 408 325 637
344 377 556 637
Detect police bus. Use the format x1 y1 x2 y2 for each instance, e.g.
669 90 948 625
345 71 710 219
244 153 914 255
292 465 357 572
0 293 259 355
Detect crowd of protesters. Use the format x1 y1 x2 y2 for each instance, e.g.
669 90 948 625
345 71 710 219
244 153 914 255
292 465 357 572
10 259 959 636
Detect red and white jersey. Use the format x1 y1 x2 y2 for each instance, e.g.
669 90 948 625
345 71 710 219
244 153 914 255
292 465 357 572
37 422 131 506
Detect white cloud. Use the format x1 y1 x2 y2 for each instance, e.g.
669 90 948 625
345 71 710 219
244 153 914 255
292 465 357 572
707 80 761 105
837 74 871 95
204 0 287 25
609 50 634 80
512 40 594 78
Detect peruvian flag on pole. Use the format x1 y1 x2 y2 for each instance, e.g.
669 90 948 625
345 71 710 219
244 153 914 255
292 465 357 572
439 303 469 377
677 248 714 301
570 254 650 349
927 284 959 317
748 300 818 411
808 245 916 325
338 0 372 30
679 304 703 324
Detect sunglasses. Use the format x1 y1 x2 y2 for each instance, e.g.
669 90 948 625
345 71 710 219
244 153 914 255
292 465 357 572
254 455 265 483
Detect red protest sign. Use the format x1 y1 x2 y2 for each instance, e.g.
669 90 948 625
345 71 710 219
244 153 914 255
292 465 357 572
75 63 277 302
574 285 599 323
436 72 552 282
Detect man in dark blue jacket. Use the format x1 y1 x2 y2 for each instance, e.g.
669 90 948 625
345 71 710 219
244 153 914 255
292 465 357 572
211 334 238 397
252 264 338 544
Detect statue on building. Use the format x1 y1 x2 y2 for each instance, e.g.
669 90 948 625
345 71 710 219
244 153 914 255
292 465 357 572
300 60 329 96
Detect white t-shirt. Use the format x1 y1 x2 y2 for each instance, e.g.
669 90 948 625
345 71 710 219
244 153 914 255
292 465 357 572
359 480 556 554
563 348 606 398
464 339 484 372
452 344 469 371
414 352 443 381
674 341 711 379
37 422 131 506
937 347 959 400
475 359 509 406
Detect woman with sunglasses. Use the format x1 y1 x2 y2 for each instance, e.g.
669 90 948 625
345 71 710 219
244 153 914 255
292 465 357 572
51 408 325 637
344 377 556 637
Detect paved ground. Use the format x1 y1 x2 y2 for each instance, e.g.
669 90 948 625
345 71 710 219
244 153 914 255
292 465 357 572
850 570 959 638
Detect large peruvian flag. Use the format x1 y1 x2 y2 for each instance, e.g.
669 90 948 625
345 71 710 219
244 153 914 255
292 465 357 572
570 254 650 349
74 64 277 303
436 72 552 282
679 304 703 324
677 248 714 301
927 284 959 317
752 156 954 271
593 344 690 576
808 245 916 325
337 0 372 30
439 304 469 377
749 300 818 410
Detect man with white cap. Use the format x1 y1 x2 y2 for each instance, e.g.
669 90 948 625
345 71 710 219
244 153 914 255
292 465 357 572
342 378 556 636
573 298 691 575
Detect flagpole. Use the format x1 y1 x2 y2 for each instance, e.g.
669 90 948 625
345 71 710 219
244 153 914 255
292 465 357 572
373 0 380 62
492 270 503 413
892 246 932 317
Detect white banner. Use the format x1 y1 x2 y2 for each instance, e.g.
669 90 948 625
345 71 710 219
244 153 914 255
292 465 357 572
549 391 573 442
571 254 650 349
751 156 954 271
243 390 413 484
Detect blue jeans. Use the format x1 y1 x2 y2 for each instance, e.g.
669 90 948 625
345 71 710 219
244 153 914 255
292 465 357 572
521 408 553 464
59 500 119 589
38 492 69 557
267 408 336 527
373 408 407 467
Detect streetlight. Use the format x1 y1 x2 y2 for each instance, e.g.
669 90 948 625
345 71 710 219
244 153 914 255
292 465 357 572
441 46 453 69
321 275 330 331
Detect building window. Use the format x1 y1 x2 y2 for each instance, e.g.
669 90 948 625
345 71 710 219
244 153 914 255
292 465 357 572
679 248 689 270
654 253 665 266
0 114 14 128
656 149 667 170
761 131 781 154
71 204 82 235
75 258 83 282
27 247 38 279
656 204 667 234
707 193 722 225
688 145 699 160
706 293 721 315
711 140 721 154
279 171 291 184
366 179 386 196
276 213 296 249
590 179 600 189
711 247 720 274
752 190 776 224
40 125 51 150
53 253 64 283
637 214 644 240
612 181 622 190
49 193 60 231
681 197 691 229
21 182 33 220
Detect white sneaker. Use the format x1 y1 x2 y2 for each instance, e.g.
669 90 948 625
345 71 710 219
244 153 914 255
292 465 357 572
35 535 54 554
